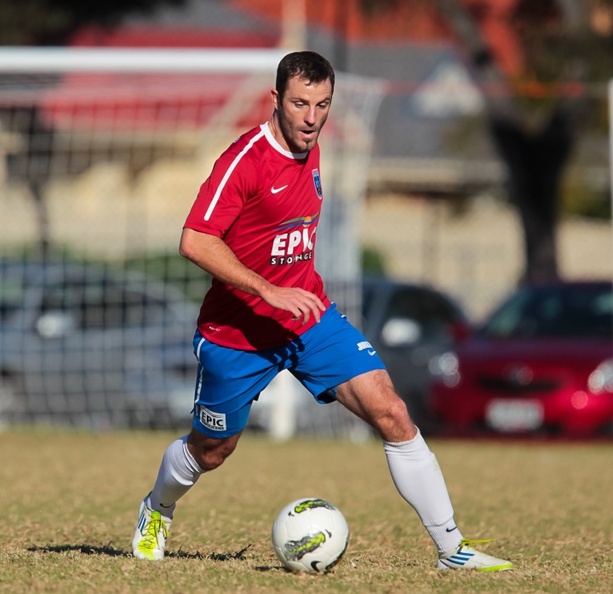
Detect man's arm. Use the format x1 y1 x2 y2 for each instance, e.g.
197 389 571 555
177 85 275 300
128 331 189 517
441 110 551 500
179 228 325 324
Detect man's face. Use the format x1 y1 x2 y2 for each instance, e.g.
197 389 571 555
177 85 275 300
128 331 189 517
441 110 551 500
271 75 333 153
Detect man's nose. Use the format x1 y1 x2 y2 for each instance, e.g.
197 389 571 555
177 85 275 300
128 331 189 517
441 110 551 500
305 106 316 125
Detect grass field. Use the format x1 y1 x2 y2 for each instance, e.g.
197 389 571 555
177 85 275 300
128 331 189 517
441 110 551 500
1 428 612 594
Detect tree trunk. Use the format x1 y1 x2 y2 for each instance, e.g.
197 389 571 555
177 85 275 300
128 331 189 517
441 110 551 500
435 0 586 285
489 102 579 283
3 106 55 260
28 178 51 262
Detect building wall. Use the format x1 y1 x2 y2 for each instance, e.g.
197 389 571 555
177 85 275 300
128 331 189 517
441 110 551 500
360 193 612 320
2 153 609 324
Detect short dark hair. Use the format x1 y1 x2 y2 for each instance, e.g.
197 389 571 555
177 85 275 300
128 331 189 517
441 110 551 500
275 51 335 100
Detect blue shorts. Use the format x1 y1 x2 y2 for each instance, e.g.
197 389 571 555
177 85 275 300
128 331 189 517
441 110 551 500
191 303 385 438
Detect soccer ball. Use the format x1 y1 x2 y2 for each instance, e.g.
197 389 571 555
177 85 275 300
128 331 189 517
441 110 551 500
271 497 350 573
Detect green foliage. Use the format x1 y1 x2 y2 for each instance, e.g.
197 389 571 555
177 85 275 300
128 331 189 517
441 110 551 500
572 32 613 82
358 0 399 17
0 0 187 45
361 245 387 276
563 182 611 220
0 246 209 304
124 250 210 304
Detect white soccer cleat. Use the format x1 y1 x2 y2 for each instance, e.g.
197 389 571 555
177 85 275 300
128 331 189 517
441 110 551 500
438 539 513 572
132 496 172 560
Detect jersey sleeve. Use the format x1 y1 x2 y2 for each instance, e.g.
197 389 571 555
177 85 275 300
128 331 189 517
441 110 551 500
184 150 255 238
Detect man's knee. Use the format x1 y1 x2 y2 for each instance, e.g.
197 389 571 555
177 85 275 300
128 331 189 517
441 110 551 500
186 430 241 472
365 385 416 441
377 394 417 439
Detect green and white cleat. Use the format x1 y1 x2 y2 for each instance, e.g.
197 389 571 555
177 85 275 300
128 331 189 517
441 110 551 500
438 539 513 572
132 496 172 560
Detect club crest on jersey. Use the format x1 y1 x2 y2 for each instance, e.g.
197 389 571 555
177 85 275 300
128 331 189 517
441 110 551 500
312 169 323 199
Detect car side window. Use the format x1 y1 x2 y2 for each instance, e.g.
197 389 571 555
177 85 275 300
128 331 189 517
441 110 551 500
119 286 169 327
540 288 613 338
39 278 168 331
381 288 458 345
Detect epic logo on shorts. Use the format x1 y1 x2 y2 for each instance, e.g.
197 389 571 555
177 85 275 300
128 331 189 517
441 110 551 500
198 406 227 432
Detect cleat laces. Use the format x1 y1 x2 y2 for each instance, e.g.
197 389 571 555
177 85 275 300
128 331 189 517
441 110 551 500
138 511 168 554
458 538 493 549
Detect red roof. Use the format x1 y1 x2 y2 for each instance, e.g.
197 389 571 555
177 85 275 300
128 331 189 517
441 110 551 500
39 71 271 132
34 0 551 132
70 25 277 49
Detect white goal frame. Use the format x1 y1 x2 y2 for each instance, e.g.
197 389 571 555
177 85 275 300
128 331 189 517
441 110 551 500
0 47 383 440
0 47 287 74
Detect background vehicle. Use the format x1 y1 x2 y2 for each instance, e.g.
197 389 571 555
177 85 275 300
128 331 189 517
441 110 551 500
361 277 470 431
0 260 199 428
429 280 613 437
0 262 468 435
248 276 470 437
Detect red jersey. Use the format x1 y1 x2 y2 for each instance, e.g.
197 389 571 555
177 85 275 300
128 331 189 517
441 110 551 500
184 123 331 350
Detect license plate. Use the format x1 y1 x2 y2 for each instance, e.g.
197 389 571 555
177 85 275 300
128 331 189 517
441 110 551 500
486 399 544 432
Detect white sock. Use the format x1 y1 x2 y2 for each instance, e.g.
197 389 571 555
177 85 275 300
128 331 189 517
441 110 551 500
384 430 463 554
148 435 203 518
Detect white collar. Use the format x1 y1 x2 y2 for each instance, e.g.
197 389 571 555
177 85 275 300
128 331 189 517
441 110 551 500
262 122 308 160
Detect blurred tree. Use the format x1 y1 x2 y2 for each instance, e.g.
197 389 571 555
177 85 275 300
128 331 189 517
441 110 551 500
435 0 612 284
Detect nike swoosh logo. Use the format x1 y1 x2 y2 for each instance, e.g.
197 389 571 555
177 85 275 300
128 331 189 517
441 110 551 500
446 526 458 532
367 350 377 356
271 185 288 194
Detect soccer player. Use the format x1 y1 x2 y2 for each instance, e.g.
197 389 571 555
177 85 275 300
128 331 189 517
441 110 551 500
132 51 512 571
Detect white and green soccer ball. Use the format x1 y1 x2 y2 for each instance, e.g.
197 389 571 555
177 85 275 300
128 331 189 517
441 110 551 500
271 497 350 573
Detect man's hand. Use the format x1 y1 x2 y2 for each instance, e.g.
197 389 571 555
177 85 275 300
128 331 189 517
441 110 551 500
260 285 326 324
180 229 326 324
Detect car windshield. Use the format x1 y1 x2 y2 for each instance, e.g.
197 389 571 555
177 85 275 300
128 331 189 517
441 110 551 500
480 283 613 339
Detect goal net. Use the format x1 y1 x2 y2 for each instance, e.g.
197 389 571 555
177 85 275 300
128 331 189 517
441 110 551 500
0 48 385 438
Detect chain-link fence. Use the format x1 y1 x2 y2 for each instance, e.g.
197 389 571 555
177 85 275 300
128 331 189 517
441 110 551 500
0 48 610 433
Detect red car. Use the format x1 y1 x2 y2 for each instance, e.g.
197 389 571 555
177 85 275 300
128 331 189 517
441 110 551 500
429 280 613 437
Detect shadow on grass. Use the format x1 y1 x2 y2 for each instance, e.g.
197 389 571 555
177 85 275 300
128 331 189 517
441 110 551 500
27 543 253 561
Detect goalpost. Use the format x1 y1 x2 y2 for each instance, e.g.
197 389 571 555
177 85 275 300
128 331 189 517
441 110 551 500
0 47 385 438
0 47 288 73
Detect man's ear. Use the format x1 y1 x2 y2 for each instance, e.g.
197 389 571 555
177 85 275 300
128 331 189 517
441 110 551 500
270 88 280 111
